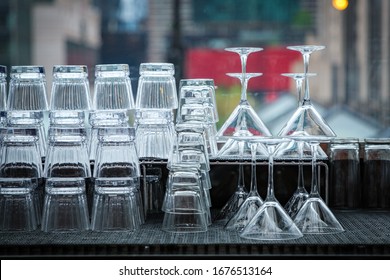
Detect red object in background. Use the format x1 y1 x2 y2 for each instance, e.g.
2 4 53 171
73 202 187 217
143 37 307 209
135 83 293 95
184 47 301 92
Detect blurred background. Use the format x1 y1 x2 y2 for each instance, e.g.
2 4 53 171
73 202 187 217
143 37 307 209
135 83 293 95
0 0 389 139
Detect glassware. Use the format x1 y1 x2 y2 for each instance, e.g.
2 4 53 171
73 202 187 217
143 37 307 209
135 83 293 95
240 138 303 240
41 178 89 232
292 138 344 234
329 138 361 209
93 127 140 178
225 140 263 232
44 127 91 178
93 64 134 111
162 165 209 233
135 63 178 109
135 109 175 159
49 65 90 126
7 65 48 157
89 64 134 160
0 178 39 231
91 178 142 231
0 128 42 178
363 138 390 208
0 65 7 127
216 47 271 142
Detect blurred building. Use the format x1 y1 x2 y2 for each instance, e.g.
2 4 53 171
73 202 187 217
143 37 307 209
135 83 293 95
0 0 101 88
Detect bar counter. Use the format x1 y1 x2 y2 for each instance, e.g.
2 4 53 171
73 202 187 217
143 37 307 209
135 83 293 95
1 210 390 258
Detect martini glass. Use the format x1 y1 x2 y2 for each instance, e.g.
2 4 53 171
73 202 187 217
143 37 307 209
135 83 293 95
225 140 264 232
240 138 303 241
216 47 271 142
293 137 344 234
213 140 248 222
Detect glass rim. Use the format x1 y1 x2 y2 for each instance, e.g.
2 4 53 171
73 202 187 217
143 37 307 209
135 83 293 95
11 65 45 74
330 137 360 144
94 64 130 76
139 62 174 75
364 138 390 144
53 65 88 75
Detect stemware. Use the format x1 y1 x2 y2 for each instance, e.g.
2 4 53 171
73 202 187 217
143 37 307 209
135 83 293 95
240 138 303 240
292 137 344 234
225 140 263 232
216 47 271 141
0 66 7 126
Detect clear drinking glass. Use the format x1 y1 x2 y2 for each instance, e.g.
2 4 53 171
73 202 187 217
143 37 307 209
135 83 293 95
44 127 91 178
0 178 39 231
329 138 361 209
141 166 164 215
0 128 42 178
93 64 134 111
50 65 90 126
135 63 178 109
41 178 89 232
93 127 140 178
91 178 143 231
7 65 48 157
162 166 209 233
135 109 175 159
363 138 390 209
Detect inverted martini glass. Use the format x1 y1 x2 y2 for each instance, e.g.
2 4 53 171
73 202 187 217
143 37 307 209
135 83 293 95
224 140 264 232
240 138 303 241
292 136 344 234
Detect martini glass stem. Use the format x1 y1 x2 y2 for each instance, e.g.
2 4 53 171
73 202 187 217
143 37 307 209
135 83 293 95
297 141 305 190
310 142 320 197
295 77 304 107
240 72 250 103
237 140 246 191
249 143 258 195
266 150 276 201
303 53 311 104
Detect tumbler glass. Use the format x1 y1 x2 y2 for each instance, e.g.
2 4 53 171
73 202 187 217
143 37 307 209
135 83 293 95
41 178 89 232
135 110 175 159
363 138 390 209
0 128 42 178
44 127 91 178
93 64 134 111
329 138 361 209
91 178 142 231
0 178 39 231
93 127 140 178
7 65 48 157
135 63 177 109
50 65 90 126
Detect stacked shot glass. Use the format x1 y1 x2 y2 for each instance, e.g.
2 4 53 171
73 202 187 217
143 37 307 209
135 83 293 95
161 79 219 233
0 65 47 231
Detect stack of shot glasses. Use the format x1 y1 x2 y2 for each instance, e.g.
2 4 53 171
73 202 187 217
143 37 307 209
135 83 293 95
89 64 144 231
41 65 92 232
134 63 178 217
161 79 219 233
0 65 47 231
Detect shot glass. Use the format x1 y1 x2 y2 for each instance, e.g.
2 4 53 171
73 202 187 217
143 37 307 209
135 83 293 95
41 178 89 232
135 110 175 159
91 178 143 231
0 178 39 231
44 127 91 178
7 66 48 156
50 65 91 126
93 127 140 178
0 128 42 178
135 63 177 109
